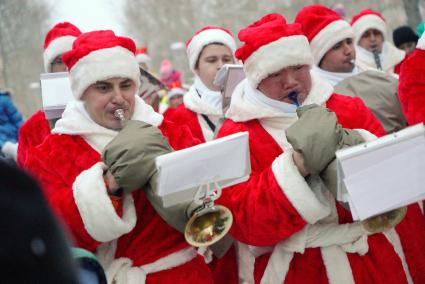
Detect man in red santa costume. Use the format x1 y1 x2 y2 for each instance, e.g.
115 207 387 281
24 30 213 284
351 9 407 75
165 26 236 142
398 32 425 221
399 33 425 126
135 46 152 71
295 4 407 134
213 13 414 284
17 22 82 167
296 5 425 283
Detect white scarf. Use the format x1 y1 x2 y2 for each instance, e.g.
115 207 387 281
183 77 223 116
355 42 405 74
244 83 298 115
53 95 163 153
312 65 360 87
226 72 334 122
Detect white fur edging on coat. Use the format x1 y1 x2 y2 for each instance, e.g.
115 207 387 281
271 150 331 224
102 247 198 284
73 162 137 242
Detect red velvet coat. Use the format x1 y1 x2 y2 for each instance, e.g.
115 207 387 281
164 104 206 143
398 49 425 125
17 110 51 167
213 93 420 284
25 119 212 284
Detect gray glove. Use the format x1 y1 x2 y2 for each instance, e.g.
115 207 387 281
102 120 172 193
286 105 364 209
102 120 192 233
286 104 344 174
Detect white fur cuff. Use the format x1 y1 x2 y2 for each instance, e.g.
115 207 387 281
73 162 137 242
271 150 331 224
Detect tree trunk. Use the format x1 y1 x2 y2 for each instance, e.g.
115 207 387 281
403 0 422 29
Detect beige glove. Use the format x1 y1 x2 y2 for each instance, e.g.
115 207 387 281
103 120 172 193
286 104 344 174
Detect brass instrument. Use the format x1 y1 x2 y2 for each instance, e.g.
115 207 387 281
362 207 407 233
114 109 233 247
114 109 125 122
184 182 233 247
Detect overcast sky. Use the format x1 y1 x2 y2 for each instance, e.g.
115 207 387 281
46 0 128 36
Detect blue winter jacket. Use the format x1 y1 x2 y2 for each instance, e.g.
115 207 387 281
0 92 23 147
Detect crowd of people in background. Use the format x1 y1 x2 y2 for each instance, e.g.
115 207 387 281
2 3 425 284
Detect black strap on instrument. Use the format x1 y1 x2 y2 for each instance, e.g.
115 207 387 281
196 89 216 132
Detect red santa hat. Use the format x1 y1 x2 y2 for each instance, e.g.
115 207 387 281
351 9 387 43
186 26 236 72
43 22 81 72
62 30 140 100
295 4 354 65
135 46 151 67
236 13 313 88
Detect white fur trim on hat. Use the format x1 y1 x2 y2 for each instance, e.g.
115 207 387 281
167 88 185 100
243 35 314 89
69 46 140 100
352 14 387 44
187 28 236 72
136 53 152 65
43 35 76 72
310 20 354 65
73 162 137 242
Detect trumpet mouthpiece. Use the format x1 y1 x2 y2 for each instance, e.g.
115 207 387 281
114 109 125 121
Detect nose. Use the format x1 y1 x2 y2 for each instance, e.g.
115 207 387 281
217 59 225 70
111 87 125 105
281 71 297 90
343 42 354 56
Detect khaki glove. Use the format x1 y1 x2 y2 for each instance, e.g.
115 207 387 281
321 128 364 201
102 120 172 193
102 120 194 233
286 104 344 174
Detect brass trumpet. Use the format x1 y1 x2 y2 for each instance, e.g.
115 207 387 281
184 182 233 247
114 109 125 122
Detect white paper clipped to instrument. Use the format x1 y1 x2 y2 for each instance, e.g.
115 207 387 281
40 72 74 119
155 132 251 207
336 124 425 220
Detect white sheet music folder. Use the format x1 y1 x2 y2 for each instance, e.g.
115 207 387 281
213 64 245 98
156 132 251 208
40 72 74 119
336 124 425 221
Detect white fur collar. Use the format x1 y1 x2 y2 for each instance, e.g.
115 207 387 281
183 77 223 117
226 72 334 122
52 95 163 153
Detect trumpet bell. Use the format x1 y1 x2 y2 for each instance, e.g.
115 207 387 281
363 207 407 233
185 205 233 247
